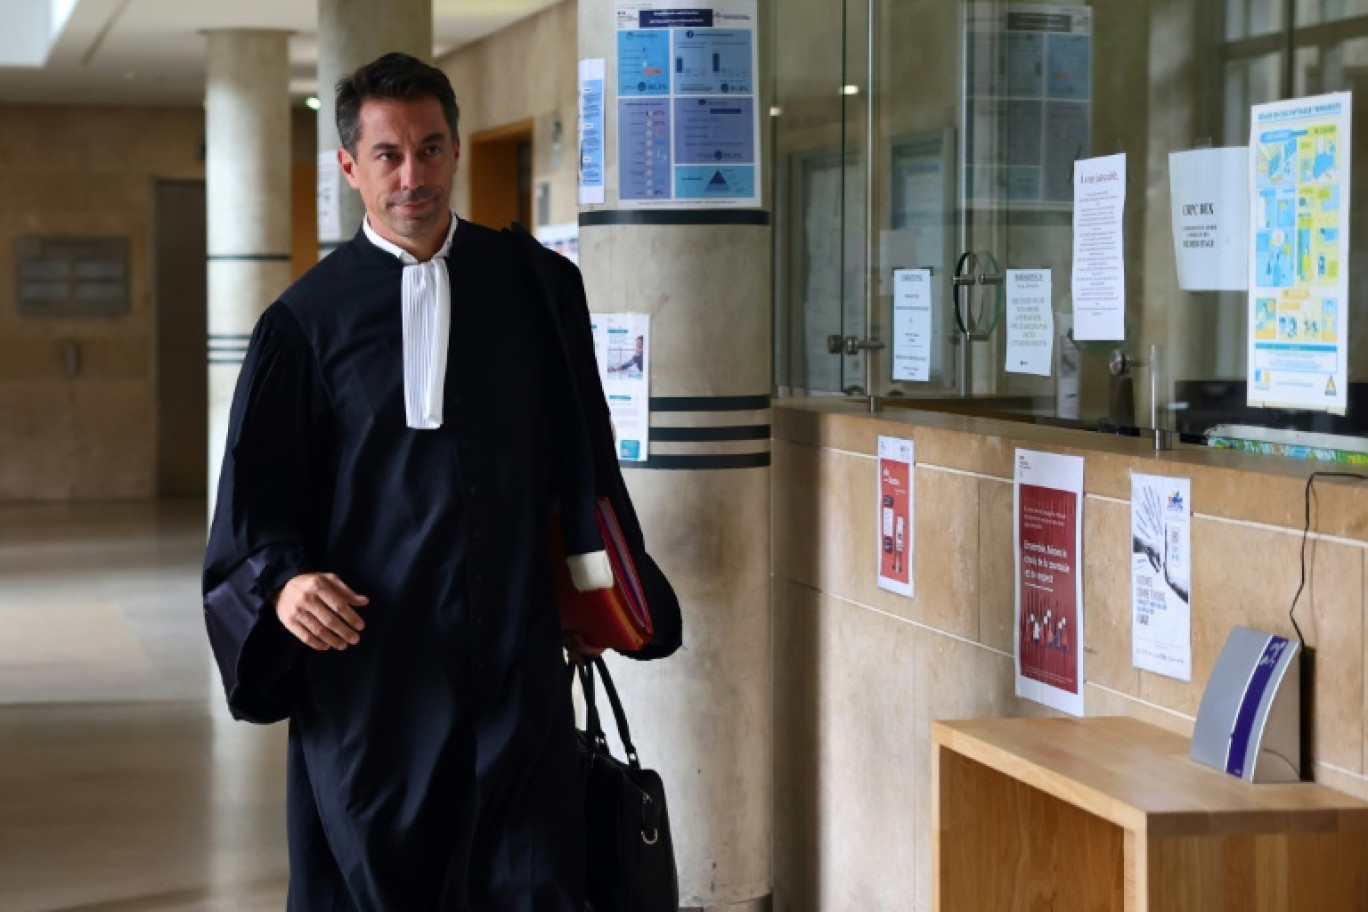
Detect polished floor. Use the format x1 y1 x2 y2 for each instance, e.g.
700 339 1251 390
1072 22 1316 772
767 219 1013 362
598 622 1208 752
0 500 289 911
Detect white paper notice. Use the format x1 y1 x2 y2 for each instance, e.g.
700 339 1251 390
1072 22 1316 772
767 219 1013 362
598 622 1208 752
876 436 914 598
578 58 606 206
1248 92 1352 413
1072 153 1127 341
892 268 933 382
1014 448 1085 717
317 151 342 241
590 313 651 461
1131 473 1192 681
1168 147 1250 291
1005 269 1054 376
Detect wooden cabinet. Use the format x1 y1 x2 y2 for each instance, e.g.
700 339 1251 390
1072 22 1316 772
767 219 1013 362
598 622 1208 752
933 716 1368 910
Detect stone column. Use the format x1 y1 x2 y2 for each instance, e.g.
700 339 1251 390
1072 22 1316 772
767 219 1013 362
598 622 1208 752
579 2 774 909
316 0 433 254
205 30 292 508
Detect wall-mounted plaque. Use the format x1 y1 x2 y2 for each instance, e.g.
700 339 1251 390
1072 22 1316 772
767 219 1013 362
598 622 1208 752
15 236 130 318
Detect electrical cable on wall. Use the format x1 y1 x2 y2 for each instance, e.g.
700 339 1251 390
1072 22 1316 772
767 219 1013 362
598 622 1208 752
1290 471 1368 646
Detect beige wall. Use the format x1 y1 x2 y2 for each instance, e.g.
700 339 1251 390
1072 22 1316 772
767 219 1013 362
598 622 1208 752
0 105 204 502
772 401 1368 911
437 1 579 229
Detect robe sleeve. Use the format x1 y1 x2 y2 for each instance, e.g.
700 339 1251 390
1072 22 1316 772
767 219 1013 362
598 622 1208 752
535 243 683 661
202 302 322 723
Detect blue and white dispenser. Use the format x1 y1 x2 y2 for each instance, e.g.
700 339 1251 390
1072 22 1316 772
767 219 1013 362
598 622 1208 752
1190 626 1301 783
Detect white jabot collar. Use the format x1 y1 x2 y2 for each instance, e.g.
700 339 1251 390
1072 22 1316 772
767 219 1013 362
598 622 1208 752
362 213 459 430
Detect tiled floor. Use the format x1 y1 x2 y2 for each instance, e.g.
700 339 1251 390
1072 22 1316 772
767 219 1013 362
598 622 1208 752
0 500 289 911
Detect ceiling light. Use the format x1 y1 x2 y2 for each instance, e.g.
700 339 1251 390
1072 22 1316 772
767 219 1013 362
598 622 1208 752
305 96 321 111
841 85 860 96
769 106 782 117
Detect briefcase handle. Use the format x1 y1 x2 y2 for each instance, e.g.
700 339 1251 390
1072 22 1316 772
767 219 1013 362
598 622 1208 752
577 658 642 769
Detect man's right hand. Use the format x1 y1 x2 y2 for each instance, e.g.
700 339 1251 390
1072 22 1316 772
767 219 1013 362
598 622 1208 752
276 573 369 651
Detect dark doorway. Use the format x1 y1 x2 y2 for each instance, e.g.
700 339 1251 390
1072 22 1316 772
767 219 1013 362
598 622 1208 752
153 179 207 497
468 120 533 230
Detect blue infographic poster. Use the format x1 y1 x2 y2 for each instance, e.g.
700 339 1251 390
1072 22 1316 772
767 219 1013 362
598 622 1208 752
1247 92 1352 413
614 0 761 208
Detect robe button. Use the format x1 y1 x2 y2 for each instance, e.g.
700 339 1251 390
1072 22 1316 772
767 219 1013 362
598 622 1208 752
467 485 477 496
472 529 482 540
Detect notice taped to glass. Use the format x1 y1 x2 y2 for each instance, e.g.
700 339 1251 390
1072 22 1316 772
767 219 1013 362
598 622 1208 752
1247 92 1351 413
1014 448 1084 716
1071 152 1126 341
615 0 760 208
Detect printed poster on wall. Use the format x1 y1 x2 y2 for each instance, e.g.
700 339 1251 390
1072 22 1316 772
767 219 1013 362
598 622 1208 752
1131 473 1192 681
1014 448 1085 716
1247 92 1351 413
891 268 933 382
590 313 651 461
317 151 342 241
1071 152 1127 341
615 0 761 208
877 436 914 598
1168 147 1250 291
578 58 607 205
1005 268 1053 376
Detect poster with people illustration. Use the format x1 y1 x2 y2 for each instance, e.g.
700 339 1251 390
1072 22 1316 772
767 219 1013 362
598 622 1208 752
1014 448 1085 716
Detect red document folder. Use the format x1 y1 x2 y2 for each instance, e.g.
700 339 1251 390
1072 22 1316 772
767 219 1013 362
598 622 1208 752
550 498 654 651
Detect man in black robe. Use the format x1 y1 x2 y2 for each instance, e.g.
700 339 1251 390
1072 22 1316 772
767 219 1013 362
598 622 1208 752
202 53 677 910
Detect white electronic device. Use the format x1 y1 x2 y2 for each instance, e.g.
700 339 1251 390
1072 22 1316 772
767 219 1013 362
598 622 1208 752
1189 626 1301 783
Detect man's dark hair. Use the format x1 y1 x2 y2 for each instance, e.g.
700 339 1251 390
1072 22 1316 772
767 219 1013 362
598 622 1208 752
335 52 461 156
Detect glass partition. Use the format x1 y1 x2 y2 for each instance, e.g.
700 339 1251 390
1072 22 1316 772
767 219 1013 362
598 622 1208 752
773 0 1368 454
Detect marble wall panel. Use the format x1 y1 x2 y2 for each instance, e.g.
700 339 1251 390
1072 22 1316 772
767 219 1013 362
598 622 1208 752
1081 496 1141 697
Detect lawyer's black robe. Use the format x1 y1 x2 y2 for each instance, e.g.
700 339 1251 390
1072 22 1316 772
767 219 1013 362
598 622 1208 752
203 220 585 911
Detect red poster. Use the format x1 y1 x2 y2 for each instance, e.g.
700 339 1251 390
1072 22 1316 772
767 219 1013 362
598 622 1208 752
877 436 914 597
1017 484 1079 694
1014 449 1085 715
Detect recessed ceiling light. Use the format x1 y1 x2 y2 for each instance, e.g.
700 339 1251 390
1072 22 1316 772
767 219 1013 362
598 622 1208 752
840 85 859 96
305 96 321 111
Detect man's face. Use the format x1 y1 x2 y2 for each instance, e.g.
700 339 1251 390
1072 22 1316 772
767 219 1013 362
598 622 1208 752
339 96 459 256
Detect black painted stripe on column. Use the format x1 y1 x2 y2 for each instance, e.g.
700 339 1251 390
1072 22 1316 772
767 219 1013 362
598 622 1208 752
650 395 771 412
579 210 771 227
650 424 771 442
626 452 771 471
207 253 292 262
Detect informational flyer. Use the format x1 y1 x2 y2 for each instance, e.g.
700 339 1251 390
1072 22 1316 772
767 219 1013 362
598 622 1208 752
1005 268 1053 376
615 0 761 208
877 435 915 598
1247 92 1351 413
590 313 651 461
892 268 933 382
1072 152 1126 341
964 4 1092 208
578 58 606 206
317 151 342 241
1014 448 1084 716
1168 147 1249 291
1131 473 1192 681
